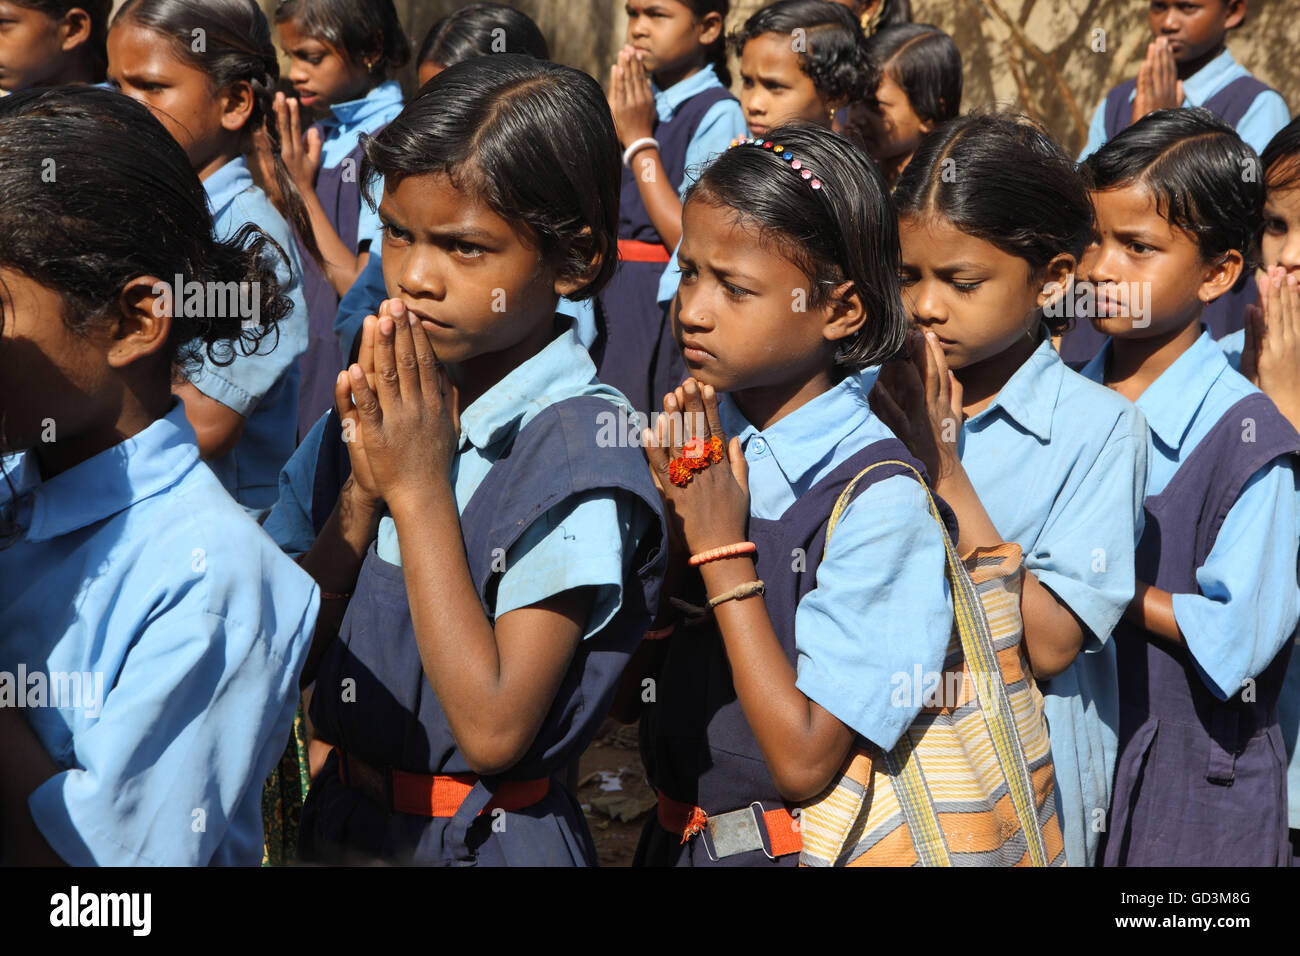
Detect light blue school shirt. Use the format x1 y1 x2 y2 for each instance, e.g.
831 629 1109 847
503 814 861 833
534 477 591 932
269 322 655 642
958 333 1149 867
187 156 309 517
1080 330 1300 704
719 375 954 752
1217 327 1300 828
332 252 598 361
1078 47 1289 161
318 80 404 254
652 67 748 308
0 402 319 865
655 65 748 194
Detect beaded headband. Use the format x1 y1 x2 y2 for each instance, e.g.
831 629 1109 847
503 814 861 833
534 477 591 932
728 136 823 191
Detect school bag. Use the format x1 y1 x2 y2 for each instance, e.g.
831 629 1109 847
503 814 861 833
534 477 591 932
798 460 1065 867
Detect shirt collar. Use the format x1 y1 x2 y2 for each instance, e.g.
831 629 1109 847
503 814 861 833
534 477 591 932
458 320 602 452
328 80 404 129
653 65 724 123
963 332 1062 442
719 375 877 485
21 401 200 542
1181 47 1238 106
1133 327 1227 450
203 156 255 222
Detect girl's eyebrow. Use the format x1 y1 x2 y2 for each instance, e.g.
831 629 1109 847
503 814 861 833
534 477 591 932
378 206 496 242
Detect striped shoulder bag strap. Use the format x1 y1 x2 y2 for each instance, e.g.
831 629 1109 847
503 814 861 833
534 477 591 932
824 460 1050 867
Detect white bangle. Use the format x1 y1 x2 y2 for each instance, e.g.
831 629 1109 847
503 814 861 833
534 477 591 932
623 136 659 168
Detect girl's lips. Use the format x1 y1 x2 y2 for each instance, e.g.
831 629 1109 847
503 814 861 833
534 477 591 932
680 339 714 364
295 92 319 106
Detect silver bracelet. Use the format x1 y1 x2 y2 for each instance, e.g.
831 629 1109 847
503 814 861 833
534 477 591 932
622 136 659 168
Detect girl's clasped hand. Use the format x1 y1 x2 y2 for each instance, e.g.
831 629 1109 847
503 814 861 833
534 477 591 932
333 300 460 513
869 327 964 488
642 378 750 556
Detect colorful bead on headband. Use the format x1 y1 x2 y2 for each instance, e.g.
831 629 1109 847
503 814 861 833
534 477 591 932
728 136 823 190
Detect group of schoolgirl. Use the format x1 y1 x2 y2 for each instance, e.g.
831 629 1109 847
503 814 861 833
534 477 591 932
1 0 1299 871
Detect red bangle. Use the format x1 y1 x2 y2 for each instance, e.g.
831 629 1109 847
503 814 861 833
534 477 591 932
643 624 676 641
688 541 757 566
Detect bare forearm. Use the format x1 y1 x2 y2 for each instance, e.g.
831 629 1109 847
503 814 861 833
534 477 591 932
0 709 65 865
173 382 246 460
1124 580 1182 644
387 489 513 734
301 188 369 296
934 465 1084 678
630 149 683 250
700 556 852 801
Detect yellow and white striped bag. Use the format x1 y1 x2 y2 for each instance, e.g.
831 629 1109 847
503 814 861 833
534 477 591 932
799 461 1065 867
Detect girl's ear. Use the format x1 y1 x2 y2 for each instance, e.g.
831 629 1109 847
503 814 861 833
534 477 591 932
553 227 604 298
107 277 173 369
1197 249 1245 304
219 80 256 134
59 7 93 53
697 11 724 47
1035 253 1077 310
1223 0 1246 31
822 280 868 345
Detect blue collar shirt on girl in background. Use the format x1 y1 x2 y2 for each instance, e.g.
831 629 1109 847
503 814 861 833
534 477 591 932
0 402 319 865
720 375 954 751
1078 48 1289 161
317 80 404 254
185 156 309 518
958 333 1149 867
1080 330 1300 702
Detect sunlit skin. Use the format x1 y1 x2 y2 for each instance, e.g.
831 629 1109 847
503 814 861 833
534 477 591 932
1147 0 1242 78
416 58 444 88
1078 182 1241 400
739 32 839 138
277 16 374 112
1077 180 1244 646
376 171 585 406
107 22 252 181
673 196 864 429
868 212 1088 679
294 170 608 779
107 20 255 459
624 0 716 90
270 19 383 296
0 1 96 91
1261 177 1300 277
896 214 1069 414
618 195 873 800
860 71 935 183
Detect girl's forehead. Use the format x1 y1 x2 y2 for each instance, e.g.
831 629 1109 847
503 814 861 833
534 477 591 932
741 33 803 74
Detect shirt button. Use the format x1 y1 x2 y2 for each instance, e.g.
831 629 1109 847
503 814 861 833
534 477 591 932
750 438 768 456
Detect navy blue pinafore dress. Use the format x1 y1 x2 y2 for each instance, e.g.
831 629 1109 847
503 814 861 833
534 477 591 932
1058 76 1276 367
1101 393 1300 866
593 86 735 418
635 438 957 866
295 136 370 441
299 396 666 865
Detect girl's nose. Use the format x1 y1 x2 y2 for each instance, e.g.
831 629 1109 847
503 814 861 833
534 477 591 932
908 282 945 325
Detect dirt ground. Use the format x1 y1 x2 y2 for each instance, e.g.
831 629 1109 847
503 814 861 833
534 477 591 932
576 719 654 866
